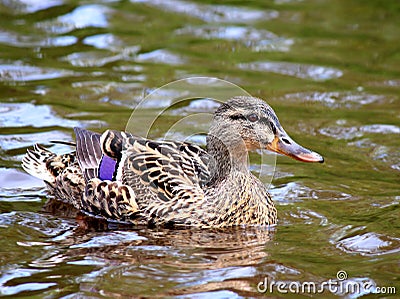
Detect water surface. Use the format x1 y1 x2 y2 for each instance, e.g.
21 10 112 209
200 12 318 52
0 0 399 298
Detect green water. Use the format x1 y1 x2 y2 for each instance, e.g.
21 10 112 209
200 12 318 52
0 0 399 298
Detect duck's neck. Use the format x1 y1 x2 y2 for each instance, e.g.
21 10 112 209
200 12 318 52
206 132 249 185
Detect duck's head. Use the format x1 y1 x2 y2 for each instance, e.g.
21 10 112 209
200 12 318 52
208 96 323 163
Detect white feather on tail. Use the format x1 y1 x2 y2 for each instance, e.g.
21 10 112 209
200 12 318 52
21 144 56 183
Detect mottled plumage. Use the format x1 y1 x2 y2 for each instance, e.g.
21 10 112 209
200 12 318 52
22 96 323 227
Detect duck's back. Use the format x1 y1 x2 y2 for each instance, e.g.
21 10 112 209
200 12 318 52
100 130 211 215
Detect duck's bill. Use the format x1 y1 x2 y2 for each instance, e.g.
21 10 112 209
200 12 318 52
266 135 324 163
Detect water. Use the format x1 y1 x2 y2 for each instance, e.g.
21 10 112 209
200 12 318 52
0 0 399 298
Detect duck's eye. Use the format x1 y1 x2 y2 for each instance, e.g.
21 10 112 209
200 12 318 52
247 114 259 122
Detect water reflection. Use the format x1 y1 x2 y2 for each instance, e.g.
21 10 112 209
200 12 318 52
61 226 273 297
0 199 275 297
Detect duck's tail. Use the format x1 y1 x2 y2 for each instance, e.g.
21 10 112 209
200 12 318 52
22 143 77 187
22 144 59 184
21 130 141 222
22 143 86 206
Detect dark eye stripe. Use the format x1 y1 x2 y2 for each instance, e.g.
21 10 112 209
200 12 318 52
231 114 277 134
229 114 247 121
269 121 277 134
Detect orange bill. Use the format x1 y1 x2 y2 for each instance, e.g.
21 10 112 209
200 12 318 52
266 135 324 163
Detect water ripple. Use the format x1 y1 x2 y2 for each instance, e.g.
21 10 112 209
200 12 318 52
0 131 71 152
283 91 387 109
271 182 351 204
0 168 45 198
70 231 146 249
0 63 74 82
0 268 55 296
320 123 400 140
62 51 123 67
62 47 180 67
238 61 343 81
176 25 293 52
0 31 77 48
136 49 185 65
0 103 80 128
37 4 111 34
336 232 400 256
136 0 278 23
288 208 329 226
83 33 125 51
3 0 62 13
367 79 400 88
182 266 257 287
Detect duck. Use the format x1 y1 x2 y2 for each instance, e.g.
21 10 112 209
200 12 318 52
22 96 323 227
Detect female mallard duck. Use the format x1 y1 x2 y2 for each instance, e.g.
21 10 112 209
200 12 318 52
22 96 323 227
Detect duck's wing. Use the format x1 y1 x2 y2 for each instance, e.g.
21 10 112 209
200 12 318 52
102 130 210 213
74 127 121 182
123 139 210 201
74 127 103 181
72 129 211 225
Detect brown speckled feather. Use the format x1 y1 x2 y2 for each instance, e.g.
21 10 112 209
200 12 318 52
22 141 140 221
